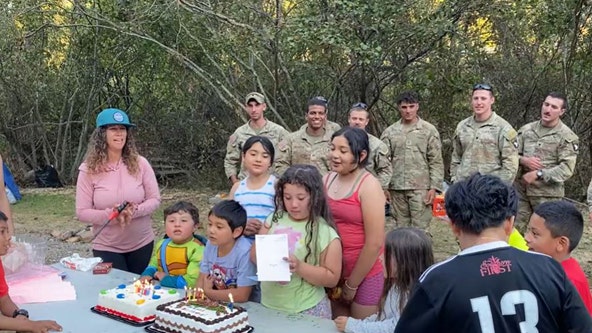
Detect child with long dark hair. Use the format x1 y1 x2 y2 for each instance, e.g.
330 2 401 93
334 227 434 332
251 164 342 319
229 136 276 239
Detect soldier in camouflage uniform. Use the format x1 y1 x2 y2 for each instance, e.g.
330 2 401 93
380 91 443 229
514 92 579 232
224 92 289 184
275 97 339 176
348 102 392 190
450 84 519 184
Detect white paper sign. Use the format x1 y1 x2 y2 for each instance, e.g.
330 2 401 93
255 234 291 282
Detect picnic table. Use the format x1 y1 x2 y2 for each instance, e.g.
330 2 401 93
22 264 336 333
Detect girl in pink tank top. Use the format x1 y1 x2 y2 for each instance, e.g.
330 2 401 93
324 126 386 320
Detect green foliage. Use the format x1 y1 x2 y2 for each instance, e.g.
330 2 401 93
0 0 591 199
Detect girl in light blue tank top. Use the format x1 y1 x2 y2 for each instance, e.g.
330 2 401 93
234 174 276 224
229 136 277 239
228 136 276 303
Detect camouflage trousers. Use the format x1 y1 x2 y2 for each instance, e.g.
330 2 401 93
516 195 561 234
389 189 431 230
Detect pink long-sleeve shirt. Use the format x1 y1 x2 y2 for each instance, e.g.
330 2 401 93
76 156 161 252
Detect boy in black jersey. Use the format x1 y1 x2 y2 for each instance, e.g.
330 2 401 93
394 173 591 333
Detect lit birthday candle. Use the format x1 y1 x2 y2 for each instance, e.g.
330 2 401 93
133 280 142 294
184 286 188 300
228 293 234 311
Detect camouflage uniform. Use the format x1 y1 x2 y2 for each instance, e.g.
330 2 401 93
224 120 289 180
514 120 579 231
450 112 519 184
275 126 337 176
367 134 392 190
380 118 444 229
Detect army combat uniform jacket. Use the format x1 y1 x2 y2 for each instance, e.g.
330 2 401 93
367 134 392 190
381 118 444 191
515 120 578 197
275 126 336 176
450 112 519 184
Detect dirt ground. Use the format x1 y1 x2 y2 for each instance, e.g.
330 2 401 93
12 187 592 284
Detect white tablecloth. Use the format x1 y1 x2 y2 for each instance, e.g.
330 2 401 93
22 265 336 333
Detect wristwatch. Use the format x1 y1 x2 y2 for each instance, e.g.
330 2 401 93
536 169 543 180
12 308 29 318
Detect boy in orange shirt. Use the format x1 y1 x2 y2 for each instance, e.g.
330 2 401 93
525 200 592 314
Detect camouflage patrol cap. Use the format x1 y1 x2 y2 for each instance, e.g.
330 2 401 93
245 92 265 104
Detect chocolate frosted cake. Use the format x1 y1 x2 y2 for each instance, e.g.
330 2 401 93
152 298 250 333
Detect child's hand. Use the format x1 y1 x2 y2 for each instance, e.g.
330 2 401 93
203 275 215 290
26 319 63 333
334 316 349 332
154 271 166 281
243 219 262 236
139 276 152 283
341 281 357 304
283 255 301 274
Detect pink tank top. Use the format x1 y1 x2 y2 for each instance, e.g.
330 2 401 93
325 171 383 279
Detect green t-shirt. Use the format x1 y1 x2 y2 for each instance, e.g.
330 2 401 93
261 213 339 313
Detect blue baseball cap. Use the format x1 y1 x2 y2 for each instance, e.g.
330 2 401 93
96 108 135 128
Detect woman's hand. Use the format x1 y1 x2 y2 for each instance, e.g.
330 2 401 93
116 203 136 228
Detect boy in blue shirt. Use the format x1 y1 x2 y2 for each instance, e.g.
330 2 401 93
198 200 257 303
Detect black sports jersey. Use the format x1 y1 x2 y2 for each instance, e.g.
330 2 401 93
394 241 592 333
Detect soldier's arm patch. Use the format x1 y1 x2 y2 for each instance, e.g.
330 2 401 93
228 134 238 146
278 139 288 152
503 128 519 149
505 128 518 141
565 135 580 152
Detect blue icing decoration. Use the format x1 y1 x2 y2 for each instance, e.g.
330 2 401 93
117 284 126 289
154 285 162 290
116 293 125 299
152 294 161 300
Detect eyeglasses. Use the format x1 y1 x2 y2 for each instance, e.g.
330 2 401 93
351 102 368 110
473 83 492 91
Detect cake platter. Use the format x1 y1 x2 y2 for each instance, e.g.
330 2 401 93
144 324 254 333
90 306 154 327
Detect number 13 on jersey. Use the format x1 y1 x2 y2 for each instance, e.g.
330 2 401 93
471 290 539 333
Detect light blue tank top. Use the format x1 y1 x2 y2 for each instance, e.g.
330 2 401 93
234 174 276 222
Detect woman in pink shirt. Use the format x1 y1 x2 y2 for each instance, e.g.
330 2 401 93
76 108 161 274
324 127 385 319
